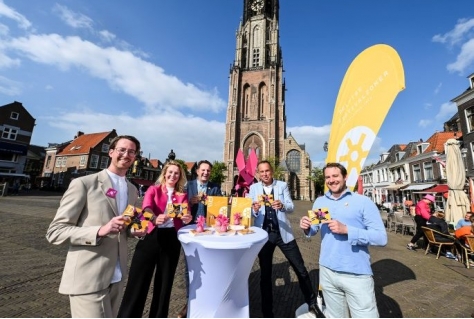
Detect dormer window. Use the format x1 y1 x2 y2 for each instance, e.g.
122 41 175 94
416 143 429 155
395 151 405 161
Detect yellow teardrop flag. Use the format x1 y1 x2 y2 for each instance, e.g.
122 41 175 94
326 44 405 191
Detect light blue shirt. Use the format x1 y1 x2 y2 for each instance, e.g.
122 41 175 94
307 189 387 275
455 219 471 230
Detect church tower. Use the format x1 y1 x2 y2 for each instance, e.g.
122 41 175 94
223 0 313 201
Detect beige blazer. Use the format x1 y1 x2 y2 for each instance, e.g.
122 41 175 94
46 169 139 295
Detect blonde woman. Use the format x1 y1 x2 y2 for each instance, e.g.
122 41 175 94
118 161 191 318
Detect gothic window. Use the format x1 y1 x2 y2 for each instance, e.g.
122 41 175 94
259 83 266 119
243 86 251 119
253 25 261 47
286 150 301 173
244 135 263 160
253 48 260 67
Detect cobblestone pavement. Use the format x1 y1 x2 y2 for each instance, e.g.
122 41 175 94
1 191 473 318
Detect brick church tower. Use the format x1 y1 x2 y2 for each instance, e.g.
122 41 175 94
223 0 313 201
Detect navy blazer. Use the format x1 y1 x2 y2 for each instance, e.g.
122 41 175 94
187 179 222 221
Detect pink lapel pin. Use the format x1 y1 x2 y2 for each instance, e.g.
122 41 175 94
106 188 117 198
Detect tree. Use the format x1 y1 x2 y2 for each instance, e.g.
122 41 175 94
309 166 325 197
210 161 226 185
266 156 284 180
174 159 189 177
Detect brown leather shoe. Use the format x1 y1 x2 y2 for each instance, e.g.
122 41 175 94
177 303 187 318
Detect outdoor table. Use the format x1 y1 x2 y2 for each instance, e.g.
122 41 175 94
178 225 268 318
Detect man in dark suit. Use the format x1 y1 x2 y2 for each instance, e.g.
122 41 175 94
178 160 222 318
187 160 222 222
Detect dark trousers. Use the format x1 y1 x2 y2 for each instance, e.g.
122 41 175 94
258 231 316 317
410 215 427 247
118 227 181 318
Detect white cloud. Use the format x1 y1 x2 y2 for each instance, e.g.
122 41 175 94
0 75 21 95
434 82 442 95
4 33 226 112
52 4 93 30
0 0 31 30
418 119 432 128
435 101 457 121
0 22 9 36
287 124 330 165
433 18 474 74
40 110 225 162
432 18 474 46
447 38 474 74
99 30 116 42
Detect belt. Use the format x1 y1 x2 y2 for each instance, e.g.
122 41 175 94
265 226 279 233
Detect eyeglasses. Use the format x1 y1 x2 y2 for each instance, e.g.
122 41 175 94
114 148 137 156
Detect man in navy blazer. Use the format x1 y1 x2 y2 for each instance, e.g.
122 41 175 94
187 160 222 223
178 160 222 318
249 160 321 318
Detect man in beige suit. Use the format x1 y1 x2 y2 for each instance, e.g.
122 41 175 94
46 135 147 318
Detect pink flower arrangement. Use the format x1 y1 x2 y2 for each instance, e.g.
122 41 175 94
196 216 205 233
215 214 229 232
106 188 117 198
233 212 242 225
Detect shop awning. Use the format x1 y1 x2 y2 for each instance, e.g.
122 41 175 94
131 178 155 186
413 184 449 194
403 183 436 191
383 183 409 190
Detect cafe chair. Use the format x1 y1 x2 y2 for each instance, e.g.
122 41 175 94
401 215 415 236
457 235 474 269
380 210 389 229
392 212 404 234
421 226 456 260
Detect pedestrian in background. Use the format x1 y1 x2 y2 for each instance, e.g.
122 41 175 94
407 194 434 250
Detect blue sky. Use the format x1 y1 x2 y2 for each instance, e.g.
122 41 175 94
1 1 474 167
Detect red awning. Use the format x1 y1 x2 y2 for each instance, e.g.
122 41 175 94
131 178 155 186
423 184 449 193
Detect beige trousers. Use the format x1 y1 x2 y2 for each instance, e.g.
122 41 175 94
69 281 124 318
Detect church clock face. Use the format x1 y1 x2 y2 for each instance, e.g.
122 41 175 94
251 0 264 12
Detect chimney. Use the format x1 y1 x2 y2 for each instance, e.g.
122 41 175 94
75 131 84 139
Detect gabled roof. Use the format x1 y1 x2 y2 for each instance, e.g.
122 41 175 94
185 162 195 172
401 142 418 160
424 131 461 153
149 159 161 169
58 131 114 156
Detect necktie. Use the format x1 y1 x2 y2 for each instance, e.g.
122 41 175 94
197 184 206 219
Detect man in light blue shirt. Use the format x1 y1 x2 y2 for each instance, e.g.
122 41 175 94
455 212 473 230
300 162 387 318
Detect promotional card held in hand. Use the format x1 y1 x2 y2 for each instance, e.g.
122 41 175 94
122 204 154 231
308 208 331 225
258 194 274 207
167 203 188 218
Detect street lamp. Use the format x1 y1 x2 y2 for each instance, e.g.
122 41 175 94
323 141 328 152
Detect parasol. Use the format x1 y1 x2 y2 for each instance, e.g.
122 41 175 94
444 139 470 223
